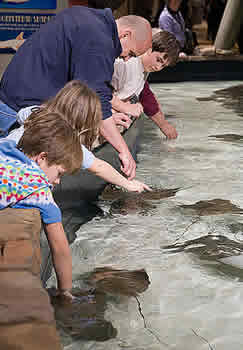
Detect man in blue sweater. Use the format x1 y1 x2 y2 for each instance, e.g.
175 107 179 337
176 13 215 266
0 6 152 180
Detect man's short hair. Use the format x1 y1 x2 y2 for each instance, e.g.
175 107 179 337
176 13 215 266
152 30 180 66
116 15 151 42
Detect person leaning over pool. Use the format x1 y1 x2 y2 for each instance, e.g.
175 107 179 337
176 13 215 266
0 6 152 180
0 112 83 350
6 80 151 194
111 30 180 139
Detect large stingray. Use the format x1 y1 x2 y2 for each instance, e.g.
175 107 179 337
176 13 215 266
208 134 243 143
178 198 243 216
162 234 243 260
86 267 150 296
197 84 243 118
109 194 155 216
101 185 180 201
48 267 150 342
162 234 243 279
101 185 180 216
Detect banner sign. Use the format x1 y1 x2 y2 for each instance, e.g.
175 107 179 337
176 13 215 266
0 12 55 53
0 1 57 10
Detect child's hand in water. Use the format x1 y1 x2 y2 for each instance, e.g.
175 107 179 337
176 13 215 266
59 289 75 301
125 180 152 193
48 287 75 301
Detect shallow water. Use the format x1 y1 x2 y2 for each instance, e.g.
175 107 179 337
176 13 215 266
48 81 243 350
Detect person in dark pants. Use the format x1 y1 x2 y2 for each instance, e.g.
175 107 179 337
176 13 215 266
206 0 226 42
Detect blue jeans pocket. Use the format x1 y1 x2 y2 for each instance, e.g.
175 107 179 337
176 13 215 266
0 102 17 138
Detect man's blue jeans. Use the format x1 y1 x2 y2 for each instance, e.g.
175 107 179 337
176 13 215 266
0 101 17 138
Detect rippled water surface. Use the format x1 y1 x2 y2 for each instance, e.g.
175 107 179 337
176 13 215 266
48 81 243 350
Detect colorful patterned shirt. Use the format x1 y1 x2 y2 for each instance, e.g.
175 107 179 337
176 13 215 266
0 140 61 224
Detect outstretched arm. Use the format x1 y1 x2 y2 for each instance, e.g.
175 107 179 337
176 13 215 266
100 117 137 180
150 110 178 139
45 222 73 294
88 156 151 192
140 81 178 139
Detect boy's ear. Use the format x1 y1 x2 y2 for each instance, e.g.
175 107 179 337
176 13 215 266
36 152 47 166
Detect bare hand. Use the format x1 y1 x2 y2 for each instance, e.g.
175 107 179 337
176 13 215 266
124 102 143 118
119 151 136 180
112 113 132 129
125 180 152 193
47 287 75 302
179 52 187 60
59 289 75 301
160 120 178 139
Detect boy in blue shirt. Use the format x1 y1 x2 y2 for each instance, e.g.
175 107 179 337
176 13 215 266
0 111 83 350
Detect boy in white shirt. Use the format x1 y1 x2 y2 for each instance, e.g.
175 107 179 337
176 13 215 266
111 30 180 139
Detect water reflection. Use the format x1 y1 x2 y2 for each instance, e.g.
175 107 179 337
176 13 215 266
197 84 243 117
228 222 243 236
51 82 243 350
50 288 117 342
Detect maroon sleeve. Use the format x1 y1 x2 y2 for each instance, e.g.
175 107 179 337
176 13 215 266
139 81 160 117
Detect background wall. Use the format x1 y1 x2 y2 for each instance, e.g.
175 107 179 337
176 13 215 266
0 0 159 78
0 0 69 78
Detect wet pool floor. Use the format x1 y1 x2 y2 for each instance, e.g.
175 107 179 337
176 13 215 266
48 80 243 350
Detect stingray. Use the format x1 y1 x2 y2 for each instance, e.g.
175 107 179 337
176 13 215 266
86 267 150 297
139 187 180 201
208 134 243 143
48 267 150 342
162 234 243 280
100 184 125 201
197 84 243 118
162 234 243 260
109 195 155 215
103 186 180 216
178 199 243 216
101 185 180 202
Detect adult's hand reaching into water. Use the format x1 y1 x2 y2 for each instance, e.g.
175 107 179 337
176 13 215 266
112 112 132 129
119 151 136 180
